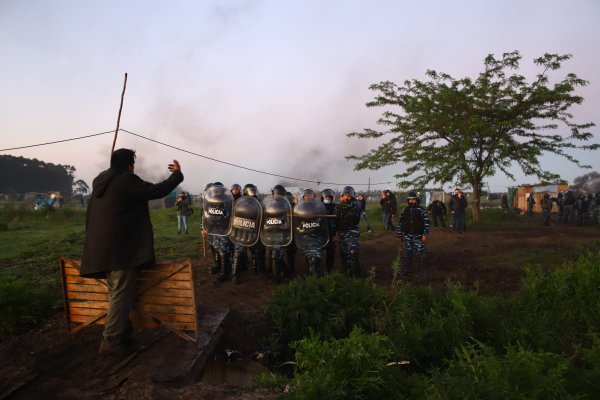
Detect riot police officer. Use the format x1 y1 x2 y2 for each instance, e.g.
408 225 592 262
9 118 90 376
335 186 362 277
294 188 329 276
322 188 337 274
202 182 233 282
262 184 292 283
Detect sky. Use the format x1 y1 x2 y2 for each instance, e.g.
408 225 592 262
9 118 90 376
1 0 599 195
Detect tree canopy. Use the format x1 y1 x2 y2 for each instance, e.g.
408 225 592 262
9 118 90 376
347 51 598 221
0 155 75 194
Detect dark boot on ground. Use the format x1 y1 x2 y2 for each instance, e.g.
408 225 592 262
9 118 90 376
286 252 295 277
209 246 220 274
402 256 412 277
231 253 241 285
311 256 322 277
326 247 335 274
216 251 231 282
271 257 283 284
350 251 360 278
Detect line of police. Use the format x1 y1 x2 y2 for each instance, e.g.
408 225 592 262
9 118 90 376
200 183 364 284
529 191 600 226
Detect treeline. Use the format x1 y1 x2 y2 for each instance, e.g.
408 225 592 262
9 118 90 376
0 155 75 194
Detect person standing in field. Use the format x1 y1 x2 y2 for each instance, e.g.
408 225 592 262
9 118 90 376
176 191 191 234
81 149 184 356
397 191 430 277
427 199 447 228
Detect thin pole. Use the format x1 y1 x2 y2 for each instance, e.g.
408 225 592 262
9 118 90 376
110 73 128 158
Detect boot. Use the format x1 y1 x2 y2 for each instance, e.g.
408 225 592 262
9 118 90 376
326 246 335 274
312 257 322 277
231 253 241 285
286 251 296 277
350 251 360 278
401 256 412 277
271 257 283 284
216 251 231 282
305 256 313 275
210 246 220 275
419 255 427 278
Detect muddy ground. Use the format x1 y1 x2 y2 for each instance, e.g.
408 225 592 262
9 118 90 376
0 215 598 399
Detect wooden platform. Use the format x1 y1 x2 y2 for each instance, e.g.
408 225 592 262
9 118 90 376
60 257 200 343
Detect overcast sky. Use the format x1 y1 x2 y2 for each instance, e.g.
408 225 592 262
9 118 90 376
1 0 598 194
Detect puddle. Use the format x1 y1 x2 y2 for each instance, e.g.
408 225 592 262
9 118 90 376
202 359 267 388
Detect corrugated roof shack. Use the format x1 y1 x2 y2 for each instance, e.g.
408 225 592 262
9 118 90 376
514 183 569 213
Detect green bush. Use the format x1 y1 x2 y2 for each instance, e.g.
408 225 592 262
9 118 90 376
287 327 407 400
425 342 575 400
0 269 62 338
265 274 385 355
497 250 600 353
375 284 489 370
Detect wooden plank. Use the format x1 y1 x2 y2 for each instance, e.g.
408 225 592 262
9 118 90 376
70 314 107 325
63 266 83 276
140 287 193 299
69 307 107 316
137 271 191 281
66 291 109 301
138 280 192 290
140 263 191 273
66 283 108 293
65 275 107 285
69 313 196 331
69 300 109 309
136 303 195 315
136 295 194 307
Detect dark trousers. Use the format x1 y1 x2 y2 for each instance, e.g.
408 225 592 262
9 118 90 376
431 212 445 227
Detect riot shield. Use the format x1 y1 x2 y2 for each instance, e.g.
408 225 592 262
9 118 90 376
202 184 232 236
229 196 263 247
260 195 293 247
293 198 329 251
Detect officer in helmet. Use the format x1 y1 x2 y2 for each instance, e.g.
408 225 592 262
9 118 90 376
201 182 219 274
285 191 297 276
242 184 265 276
321 188 337 274
265 184 289 283
231 184 242 202
334 186 362 277
297 188 325 276
397 191 430 277
202 182 234 282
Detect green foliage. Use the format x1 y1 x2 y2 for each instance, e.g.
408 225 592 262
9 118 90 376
496 250 600 353
425 342 575 400
347 51 597 221
566 332 600 397
0 268 62 338
0 154 75 193
375 284 493 370
287 327 406 400
265 274 385 355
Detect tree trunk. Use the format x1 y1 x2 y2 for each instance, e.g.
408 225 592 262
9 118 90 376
471 181 481 222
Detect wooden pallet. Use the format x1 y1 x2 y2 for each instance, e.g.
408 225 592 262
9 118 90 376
59 257 199 342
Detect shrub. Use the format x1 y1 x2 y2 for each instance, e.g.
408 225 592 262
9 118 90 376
287 327 406 400
0 270 61 338
425 342 574 400
265 274 385 355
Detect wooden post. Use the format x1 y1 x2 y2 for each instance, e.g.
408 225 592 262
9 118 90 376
110 73 128 157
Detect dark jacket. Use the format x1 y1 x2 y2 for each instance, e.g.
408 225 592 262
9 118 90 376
427 200 447 215
81 167 184 278
380 193 397 214
449 194 468 213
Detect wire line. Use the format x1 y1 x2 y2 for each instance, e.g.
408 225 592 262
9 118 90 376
0 130 114 152
120 128 391 186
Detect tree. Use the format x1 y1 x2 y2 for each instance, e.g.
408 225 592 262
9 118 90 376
347 51 598 221
73 179 89 195
0 155 75 194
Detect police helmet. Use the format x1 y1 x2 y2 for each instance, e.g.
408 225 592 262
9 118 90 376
407 191 420 203
231 183 241 192
213 181 223 186
204 182 214 191
301 188 316 200
243 183 258 197
321 188 334 200
341 186 355 198
272 184 286 196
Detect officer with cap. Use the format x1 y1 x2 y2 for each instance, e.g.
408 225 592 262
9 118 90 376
321 188 337 274
334 186 362 277
397 191 430 277
231 183 242 202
